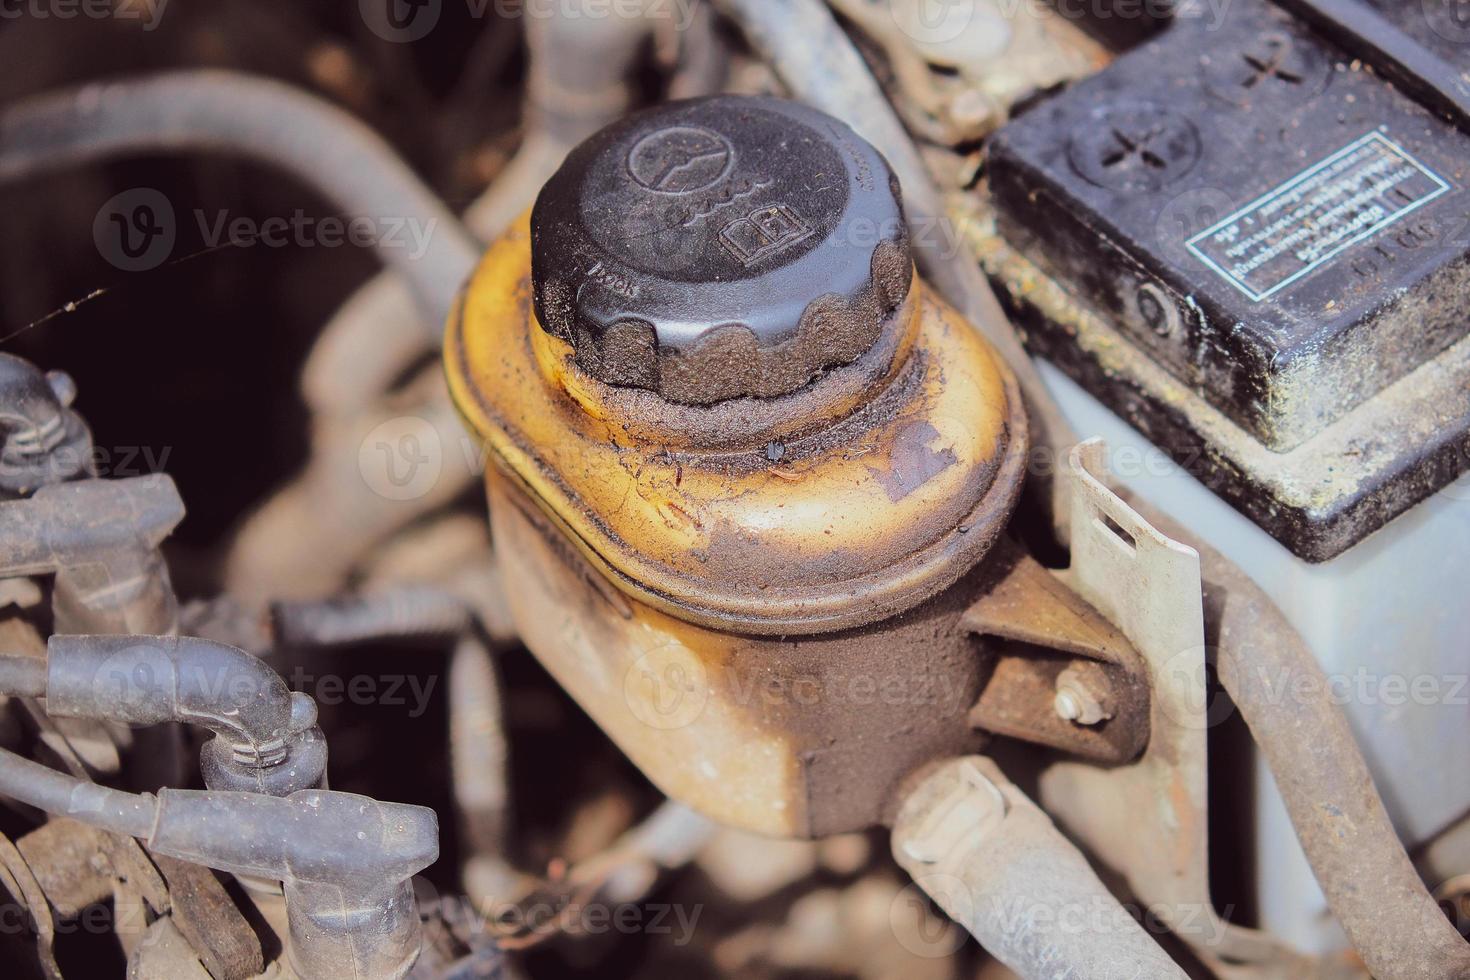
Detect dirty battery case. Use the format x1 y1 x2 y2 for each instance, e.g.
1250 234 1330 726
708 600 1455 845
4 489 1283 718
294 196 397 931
985 0 1470 560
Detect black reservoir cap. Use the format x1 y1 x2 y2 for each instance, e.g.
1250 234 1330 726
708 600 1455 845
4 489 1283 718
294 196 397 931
530 95 912 404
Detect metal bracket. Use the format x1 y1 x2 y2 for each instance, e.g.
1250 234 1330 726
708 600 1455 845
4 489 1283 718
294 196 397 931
963 537 1152 763
1039 440 1307 976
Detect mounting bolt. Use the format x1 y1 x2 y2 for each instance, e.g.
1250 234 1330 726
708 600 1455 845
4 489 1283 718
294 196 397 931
1053 666 1112 726
1136 281 1181 338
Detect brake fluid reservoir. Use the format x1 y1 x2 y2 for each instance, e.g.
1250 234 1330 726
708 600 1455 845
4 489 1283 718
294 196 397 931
446 95 1027 837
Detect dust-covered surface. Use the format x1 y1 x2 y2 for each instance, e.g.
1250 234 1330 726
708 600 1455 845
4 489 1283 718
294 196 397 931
983 0 1470 455
964 198 1470 562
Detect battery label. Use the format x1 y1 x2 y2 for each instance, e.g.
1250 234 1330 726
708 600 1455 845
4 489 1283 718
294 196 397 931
1185 131 1451 302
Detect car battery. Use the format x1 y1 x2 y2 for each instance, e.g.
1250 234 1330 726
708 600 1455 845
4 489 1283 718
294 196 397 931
983 0 1470 560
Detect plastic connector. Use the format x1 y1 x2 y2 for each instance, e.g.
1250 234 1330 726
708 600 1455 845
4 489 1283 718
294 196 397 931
149 788 439 980
45 634 326 793
0 475 184 634
0 353 92 496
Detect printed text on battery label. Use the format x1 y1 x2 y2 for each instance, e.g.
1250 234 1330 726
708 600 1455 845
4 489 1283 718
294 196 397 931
1185 131 1451 302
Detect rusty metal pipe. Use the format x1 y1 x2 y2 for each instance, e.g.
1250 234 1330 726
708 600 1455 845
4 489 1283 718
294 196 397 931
1135 501 1470 978
1204 556 1470 979
893 756 1189 979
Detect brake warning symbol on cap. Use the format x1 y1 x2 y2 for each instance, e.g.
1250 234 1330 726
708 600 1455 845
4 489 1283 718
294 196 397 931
626 126 734 194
